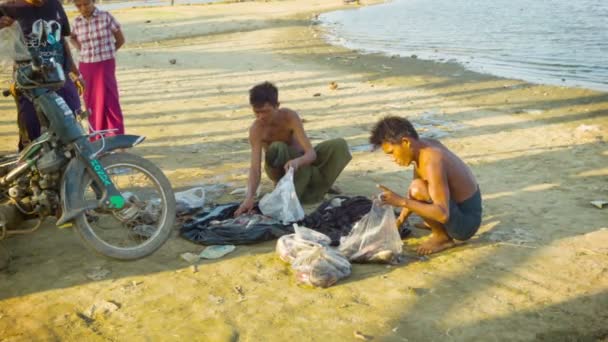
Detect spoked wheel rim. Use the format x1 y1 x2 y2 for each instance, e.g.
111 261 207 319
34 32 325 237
82 161 170 253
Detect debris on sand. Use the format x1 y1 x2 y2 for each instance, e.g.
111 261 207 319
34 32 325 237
169 59 177 65
85 266 111 281
83 300 121 319
354 330 374 340
180 252 200 263
576 124 600 133
199 245 236 259
590 200 608 209
230 187 247 196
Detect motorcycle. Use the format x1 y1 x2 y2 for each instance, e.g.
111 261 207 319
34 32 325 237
0 22 176 260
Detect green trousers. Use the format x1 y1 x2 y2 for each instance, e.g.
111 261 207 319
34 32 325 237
264 138 352 204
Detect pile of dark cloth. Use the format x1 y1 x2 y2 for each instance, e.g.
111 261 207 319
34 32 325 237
180 196 385 246
180 203 294 245
300 196 372 245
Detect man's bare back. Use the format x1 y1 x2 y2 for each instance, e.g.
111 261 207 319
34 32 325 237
415 138 478 203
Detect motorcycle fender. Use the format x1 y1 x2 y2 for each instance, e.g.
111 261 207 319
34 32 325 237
56 157 88 226
90 134 145 154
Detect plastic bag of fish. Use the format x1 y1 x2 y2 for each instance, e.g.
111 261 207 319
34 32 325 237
292 245 351 288
339 199 403 263
276 224 331 263
276 224 351 288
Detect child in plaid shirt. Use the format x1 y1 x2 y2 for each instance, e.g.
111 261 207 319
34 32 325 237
70 0 125 137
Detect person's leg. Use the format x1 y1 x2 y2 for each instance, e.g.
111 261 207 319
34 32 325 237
299 138 352 203
102 59 125 136
264 142 311 196
264 142 291 183
16 96 40 151
56 76 81 114
444 189 482 241
79 61 105 137
408 179 455 255
408 179 431 230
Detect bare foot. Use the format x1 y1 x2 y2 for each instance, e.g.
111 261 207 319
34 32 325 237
414 221 431 230
416 234 455 255
327 185 342 195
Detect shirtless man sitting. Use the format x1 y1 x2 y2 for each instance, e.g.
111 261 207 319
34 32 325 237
371 116 482 255
234 82 351 216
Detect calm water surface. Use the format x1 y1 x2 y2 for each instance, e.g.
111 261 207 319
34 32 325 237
320 0 608 91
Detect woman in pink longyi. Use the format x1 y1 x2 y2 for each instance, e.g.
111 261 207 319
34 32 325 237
70 0 125 138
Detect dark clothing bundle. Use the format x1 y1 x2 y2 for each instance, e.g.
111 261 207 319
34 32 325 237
180 203 293 245
300 196 372 246
180 196 377 246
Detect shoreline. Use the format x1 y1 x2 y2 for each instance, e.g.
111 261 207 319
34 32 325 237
316 0 608 93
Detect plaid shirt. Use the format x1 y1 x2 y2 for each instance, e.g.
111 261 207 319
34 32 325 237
72 8 120 63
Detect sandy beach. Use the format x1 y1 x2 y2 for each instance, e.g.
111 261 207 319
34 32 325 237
0 0 607 340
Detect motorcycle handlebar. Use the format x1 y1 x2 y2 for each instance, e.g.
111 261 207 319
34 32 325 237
31 55 43 72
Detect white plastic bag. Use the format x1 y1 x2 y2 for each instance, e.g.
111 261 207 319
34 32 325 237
276 224 331 263
339 199 403 263
259 167 305 224
175 187 206 215
292 245 351 288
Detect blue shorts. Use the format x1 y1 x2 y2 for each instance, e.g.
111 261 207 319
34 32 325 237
444 189 482 241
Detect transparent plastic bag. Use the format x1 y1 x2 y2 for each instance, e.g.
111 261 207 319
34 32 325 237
175 187 205 215
294 224 331 245
259 167 305 224
292 245 351 288
276 224 331 263
339 199 403 263
276 236 320 264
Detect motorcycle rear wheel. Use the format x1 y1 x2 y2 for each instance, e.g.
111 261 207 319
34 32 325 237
74 152 176 260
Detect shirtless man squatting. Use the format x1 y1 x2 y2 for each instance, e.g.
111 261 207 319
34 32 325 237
371 116 482 255
234 81 351 216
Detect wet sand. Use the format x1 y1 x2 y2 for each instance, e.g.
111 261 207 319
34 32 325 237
0 1 607 340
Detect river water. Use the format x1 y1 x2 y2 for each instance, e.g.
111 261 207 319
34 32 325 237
319 0 608 91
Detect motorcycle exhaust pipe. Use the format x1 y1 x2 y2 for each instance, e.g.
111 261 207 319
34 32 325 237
0 159 35 186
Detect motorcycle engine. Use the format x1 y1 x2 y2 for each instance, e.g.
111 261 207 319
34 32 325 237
36 149 67 174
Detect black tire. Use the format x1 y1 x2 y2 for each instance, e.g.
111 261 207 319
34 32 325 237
74 152 176 260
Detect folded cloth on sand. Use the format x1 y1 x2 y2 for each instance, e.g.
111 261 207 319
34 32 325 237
264 138 352 204
180 203 294 245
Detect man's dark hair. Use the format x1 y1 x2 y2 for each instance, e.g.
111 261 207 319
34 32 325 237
369 116 419 147
249 81 278 107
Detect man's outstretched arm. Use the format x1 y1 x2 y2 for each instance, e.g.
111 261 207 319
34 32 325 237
234 127 263 216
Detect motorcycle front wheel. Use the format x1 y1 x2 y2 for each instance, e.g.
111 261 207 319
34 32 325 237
74 152 176 260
